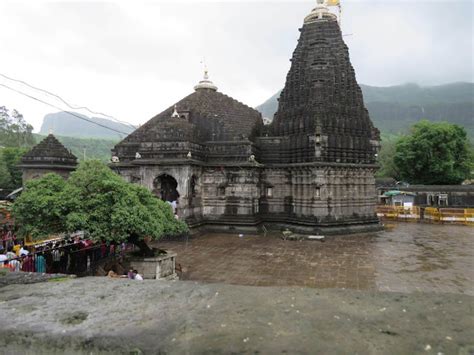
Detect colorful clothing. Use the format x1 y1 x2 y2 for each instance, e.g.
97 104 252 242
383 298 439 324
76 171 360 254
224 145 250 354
35 255 46 273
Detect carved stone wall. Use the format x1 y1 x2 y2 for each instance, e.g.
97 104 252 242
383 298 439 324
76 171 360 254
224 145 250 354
111 12 382 234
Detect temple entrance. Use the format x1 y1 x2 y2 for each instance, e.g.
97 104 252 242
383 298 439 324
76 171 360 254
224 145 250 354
153 174 180 202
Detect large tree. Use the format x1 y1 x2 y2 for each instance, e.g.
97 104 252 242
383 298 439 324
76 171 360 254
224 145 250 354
0 106 35 148
394 120 473 185
0 147 29 189
13 161 188 255
11 173 67 237
376 134 400 179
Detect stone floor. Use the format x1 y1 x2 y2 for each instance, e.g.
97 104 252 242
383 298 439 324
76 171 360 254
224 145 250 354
155 222 474 295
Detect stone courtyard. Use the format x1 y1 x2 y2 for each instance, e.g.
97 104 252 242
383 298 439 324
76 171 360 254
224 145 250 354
156 223 474 295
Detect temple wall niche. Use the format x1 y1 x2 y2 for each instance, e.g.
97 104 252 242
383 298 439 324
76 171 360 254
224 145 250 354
116 165 203 221
201 167 261 220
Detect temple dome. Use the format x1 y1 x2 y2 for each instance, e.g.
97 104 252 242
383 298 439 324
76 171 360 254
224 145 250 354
21 134 77 167
194 70 218 91
113 85 262 162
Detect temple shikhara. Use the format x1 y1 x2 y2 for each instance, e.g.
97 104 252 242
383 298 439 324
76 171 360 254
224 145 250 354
111 1 381 233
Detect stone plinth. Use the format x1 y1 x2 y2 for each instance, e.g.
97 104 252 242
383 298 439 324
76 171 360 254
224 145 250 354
128 251 177 280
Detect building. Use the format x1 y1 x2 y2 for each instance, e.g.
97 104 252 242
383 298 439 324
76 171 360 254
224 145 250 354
112 2 381 234
378 185 474 208
19 134 78 184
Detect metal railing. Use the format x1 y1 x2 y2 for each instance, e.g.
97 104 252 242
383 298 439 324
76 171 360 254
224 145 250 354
1 241 135 276
377 205 474 226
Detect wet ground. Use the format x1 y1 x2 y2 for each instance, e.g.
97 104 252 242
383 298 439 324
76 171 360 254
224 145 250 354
1 278 473 354
155 223 474 295
1 223 473 354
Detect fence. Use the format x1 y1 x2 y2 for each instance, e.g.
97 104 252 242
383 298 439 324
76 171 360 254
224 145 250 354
1 241 135 276
376 206 420 222
376 205 474 226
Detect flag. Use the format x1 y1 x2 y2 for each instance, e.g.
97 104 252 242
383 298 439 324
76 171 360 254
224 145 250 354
327 0 340 6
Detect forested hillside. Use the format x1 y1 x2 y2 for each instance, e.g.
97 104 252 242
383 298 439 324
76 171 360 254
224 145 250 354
256 82 473 137
33 134 117 163
40 112 134 139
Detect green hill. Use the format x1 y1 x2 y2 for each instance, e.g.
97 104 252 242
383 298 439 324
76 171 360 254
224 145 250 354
39 112 134 140
34 134 117 163
256 82 474 137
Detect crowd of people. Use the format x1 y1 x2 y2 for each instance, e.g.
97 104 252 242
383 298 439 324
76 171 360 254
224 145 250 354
0 228 134 275
108 268 143 280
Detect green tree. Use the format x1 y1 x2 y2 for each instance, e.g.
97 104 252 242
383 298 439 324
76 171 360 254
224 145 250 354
13 161 188 255
11 173 67 237
394 120 473 184
0 106 35 148
0 147 29 189
0 151 12 188
376 134 400 179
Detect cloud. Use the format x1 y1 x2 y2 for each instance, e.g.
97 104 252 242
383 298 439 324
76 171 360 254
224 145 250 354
0 1 471 132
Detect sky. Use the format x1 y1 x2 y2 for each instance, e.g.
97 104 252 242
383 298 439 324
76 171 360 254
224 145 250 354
0 0 472 132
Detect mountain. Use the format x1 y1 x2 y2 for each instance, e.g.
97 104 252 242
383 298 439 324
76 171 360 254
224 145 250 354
256 82 474 137
39 112 135 139
33 134 118 163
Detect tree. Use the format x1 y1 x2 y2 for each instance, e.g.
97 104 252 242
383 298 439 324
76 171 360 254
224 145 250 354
13 161 188 256
394 120 473 185
0 147 29 189
0 151 12 188
376 134 400 179
11 173 67 237
0 106 35 148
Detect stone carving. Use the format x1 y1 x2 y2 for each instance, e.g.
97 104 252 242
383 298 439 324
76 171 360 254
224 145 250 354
111 7 381 234
19 134 78 183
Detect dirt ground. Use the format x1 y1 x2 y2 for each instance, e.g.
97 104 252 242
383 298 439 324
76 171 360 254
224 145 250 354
0 277 473 355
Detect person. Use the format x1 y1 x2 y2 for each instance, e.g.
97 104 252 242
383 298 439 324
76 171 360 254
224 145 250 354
44 244 54 273
12 241 21 256
59 241 68 273
19 245 29 256
35 252 46 273
22 254 34 272
100 240 107 258
133 270 144 281
9 257 20 272
0 251 7 268
51 244 61 273
127 269 135 279
107 270 120 278
6 246 16 261
171 200 177 214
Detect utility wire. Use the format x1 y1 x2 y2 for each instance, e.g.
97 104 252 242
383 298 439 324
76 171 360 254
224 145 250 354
0 72 137 129
0 83 129 136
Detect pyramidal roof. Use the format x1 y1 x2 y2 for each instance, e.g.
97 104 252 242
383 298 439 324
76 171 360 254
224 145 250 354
119 82 262 144
22 134 77 166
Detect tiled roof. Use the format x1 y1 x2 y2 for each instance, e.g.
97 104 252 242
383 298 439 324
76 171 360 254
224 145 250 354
119 89 262 145
22 134 77 165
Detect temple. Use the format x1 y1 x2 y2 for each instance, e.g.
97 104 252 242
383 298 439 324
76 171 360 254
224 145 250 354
20 134 78 184
112 1 381 234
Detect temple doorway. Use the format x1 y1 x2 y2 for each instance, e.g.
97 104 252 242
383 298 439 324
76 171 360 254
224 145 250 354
153 174 180 202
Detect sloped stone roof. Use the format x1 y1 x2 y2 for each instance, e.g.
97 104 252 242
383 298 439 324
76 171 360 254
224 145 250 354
119 89 263 145
22 134 77 166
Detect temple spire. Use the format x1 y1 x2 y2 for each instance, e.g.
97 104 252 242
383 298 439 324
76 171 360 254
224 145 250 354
194 65 218 91
304 0 339 24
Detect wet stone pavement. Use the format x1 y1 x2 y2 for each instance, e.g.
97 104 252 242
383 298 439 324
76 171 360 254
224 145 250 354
155 223 474 295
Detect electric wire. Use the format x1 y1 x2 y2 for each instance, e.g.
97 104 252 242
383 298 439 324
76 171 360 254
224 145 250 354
0 72 137 129
0 83 129 136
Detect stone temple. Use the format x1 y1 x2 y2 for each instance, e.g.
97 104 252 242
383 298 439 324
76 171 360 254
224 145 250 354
20 134 78 183
112 2 381 234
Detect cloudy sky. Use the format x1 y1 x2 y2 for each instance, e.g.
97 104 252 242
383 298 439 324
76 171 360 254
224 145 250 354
0 0 472 132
